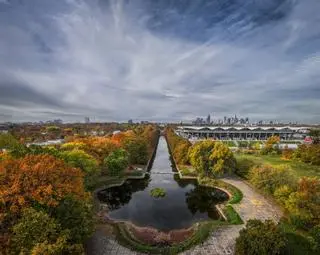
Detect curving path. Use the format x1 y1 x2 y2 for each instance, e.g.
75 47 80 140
86 176 282 255
180 176 282 255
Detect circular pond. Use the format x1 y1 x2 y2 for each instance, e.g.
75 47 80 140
97 137 228 231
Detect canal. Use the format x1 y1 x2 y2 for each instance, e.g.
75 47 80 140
97 136 228 231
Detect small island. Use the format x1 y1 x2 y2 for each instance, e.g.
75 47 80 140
150 187 166 198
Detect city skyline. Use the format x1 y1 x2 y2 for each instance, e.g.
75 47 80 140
0 0 320 123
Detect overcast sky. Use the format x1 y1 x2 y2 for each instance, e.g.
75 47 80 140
0 0 319 123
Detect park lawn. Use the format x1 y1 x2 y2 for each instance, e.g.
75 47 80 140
235 154 320 178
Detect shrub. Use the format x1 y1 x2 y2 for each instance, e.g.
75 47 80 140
249 164 296 195
235 157 256 179
235 219 287 255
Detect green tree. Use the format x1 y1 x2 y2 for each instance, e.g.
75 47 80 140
104 149 129 175
123 137 148 165
235 219 287 255
11 208 62 254
0 133 29 158
52 196 94 244
59 149 98 174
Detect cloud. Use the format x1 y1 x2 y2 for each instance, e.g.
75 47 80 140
0 0 319 123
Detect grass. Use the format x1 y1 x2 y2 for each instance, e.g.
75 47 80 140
178 165 197 176
235 154 320 178
115 221 225 254
199 178 243 204
223 205 243 225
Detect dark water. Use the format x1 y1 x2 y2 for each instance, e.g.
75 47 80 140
97 136 228 231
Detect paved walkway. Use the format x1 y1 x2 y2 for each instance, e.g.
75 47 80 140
86 177 282 255
180 177 282 255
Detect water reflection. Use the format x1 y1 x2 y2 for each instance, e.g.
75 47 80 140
97 137 228 231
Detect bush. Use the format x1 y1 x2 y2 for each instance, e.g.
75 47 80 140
235 157 256 179
235 219 287 255
249 164 296 195
293 144 320 165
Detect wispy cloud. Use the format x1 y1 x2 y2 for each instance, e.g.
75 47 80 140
0 0 319 123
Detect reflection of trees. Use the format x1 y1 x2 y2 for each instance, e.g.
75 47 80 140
173 174 197 188
185 186 228 215
97 175 150 210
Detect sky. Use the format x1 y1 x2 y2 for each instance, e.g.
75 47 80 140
0 0 319 123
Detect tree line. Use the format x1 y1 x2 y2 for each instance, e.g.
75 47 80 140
0 125 158 254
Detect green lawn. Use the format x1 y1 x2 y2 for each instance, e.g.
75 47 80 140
235 154 320 178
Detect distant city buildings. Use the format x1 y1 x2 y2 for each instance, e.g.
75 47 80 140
84 117 90 124
128 119 133 124
192 114 249 125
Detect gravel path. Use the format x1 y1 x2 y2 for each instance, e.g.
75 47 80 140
86 177 282 255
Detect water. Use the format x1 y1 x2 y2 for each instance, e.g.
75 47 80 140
97 136 228 231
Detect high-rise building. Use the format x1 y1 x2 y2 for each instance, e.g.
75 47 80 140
84 117 90 123
206 114 211 124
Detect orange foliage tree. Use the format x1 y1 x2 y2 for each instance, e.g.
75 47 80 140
0 154 85 215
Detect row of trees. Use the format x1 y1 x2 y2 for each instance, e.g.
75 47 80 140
165 128 236 177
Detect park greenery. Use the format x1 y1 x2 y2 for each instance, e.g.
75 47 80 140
165 127 236 177
235 219 287 255
0 124 159 254
150 188 166 198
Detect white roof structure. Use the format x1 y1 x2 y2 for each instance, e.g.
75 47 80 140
177 126 309 132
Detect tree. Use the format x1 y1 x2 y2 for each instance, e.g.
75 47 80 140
209 142 235 176
104 149 129 176
59 149 98 174
261 135 280 155
285 177 320 228
188 141 235 177
123 137 148 165
11 208 61 254
52 195 94 244
173 141 191 165
235 219 287 255
0 133 29 158
188 140 215 176
0 155 85 214
11 208 84 254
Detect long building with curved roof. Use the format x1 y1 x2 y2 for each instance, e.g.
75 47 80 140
176 126 309 140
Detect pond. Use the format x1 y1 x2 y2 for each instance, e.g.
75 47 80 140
97 136 228 231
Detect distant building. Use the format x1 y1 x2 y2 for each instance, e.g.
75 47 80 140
128 119 133 124
176 126 309 141
206 114 211 125
84 117 90 124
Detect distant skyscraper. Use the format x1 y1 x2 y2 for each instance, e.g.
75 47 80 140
84 117 90 123
206 114 211 124
128 119 133 124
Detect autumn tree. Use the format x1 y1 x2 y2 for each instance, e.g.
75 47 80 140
123 137 148 165
309 129 320 144
188 140 215 176
0 154 85 215
209 142 236 176
189 141 235 176
261 135 280 155
285 177 320 228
